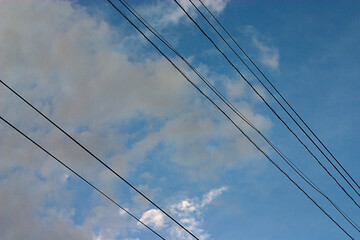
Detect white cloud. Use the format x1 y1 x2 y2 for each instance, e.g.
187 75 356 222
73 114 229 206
227 80 246 101
168 187 228 240
253 38 279 70
0 0 271 178
137 0 229 30
201 186 228 207
245 26 280 70
176 200 197 213
137 186 227 239
119 208 130 216
0 169 93 240
201 0 230 14
139 209 167 229
0 0 271 239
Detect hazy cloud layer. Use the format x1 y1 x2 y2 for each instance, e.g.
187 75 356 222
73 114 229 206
0 0 271 239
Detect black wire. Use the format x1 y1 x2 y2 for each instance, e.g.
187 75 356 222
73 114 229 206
0 115 165 240
1 1 355 237
195 0 360 200
117 0 360 233
173 0 360 209
0 77 194 239
104 1 354 238
197 0 360 193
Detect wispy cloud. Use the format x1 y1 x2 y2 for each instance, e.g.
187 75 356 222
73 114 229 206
0 0 270 239
137 0 229 30
138 186 228 239
245 25 280 70
201 186 228 207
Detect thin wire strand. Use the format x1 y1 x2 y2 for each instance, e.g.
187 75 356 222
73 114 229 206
117 0 360 232
197 0 360 193
173 0 360 209
0 115 165 240
104 1 354 238
1 1 355 237
0 78 197 240
194 0 360 199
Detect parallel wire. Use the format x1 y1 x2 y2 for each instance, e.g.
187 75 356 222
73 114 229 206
193 0 360 199
197 0 360 192
0 115 165 240
105 1 354 238
173 0 360 209
0 79 197 240
117 0 360 232
1 1 356 237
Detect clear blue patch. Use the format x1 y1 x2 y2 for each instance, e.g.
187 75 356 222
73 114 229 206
0 166 25 182
75 125 90 134
66 176 96 225
111 114 164 149
34 171 47 182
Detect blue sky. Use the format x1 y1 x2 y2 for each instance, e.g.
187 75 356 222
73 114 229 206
1 0 360 239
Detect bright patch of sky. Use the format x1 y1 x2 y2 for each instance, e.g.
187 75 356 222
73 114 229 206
1 0 360 239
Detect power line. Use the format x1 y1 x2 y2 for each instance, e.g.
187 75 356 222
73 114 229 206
116 0 360 233
104 1 354 238
1 1 355 237
0 115 165 240
193 0 360 200
173 0 360 209
197 0 360 193
2 0 359 231
0 78 198 240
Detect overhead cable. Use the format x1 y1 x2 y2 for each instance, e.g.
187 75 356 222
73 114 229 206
116 0 360 232
105 1 354 238
197 0 360 193
193 0 360 199
0 78 198 240
0 115 165 240
173 0 360 209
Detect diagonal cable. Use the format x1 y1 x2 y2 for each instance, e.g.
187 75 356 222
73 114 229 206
117 0 360 232
197 0 360 193
106 1 353 238
192 0 360 199
0 115 165 240
0 79 198 240
173 0 360 209
0 1 356 237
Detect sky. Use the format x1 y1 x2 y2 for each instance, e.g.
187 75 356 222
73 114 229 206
0 0 360 239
